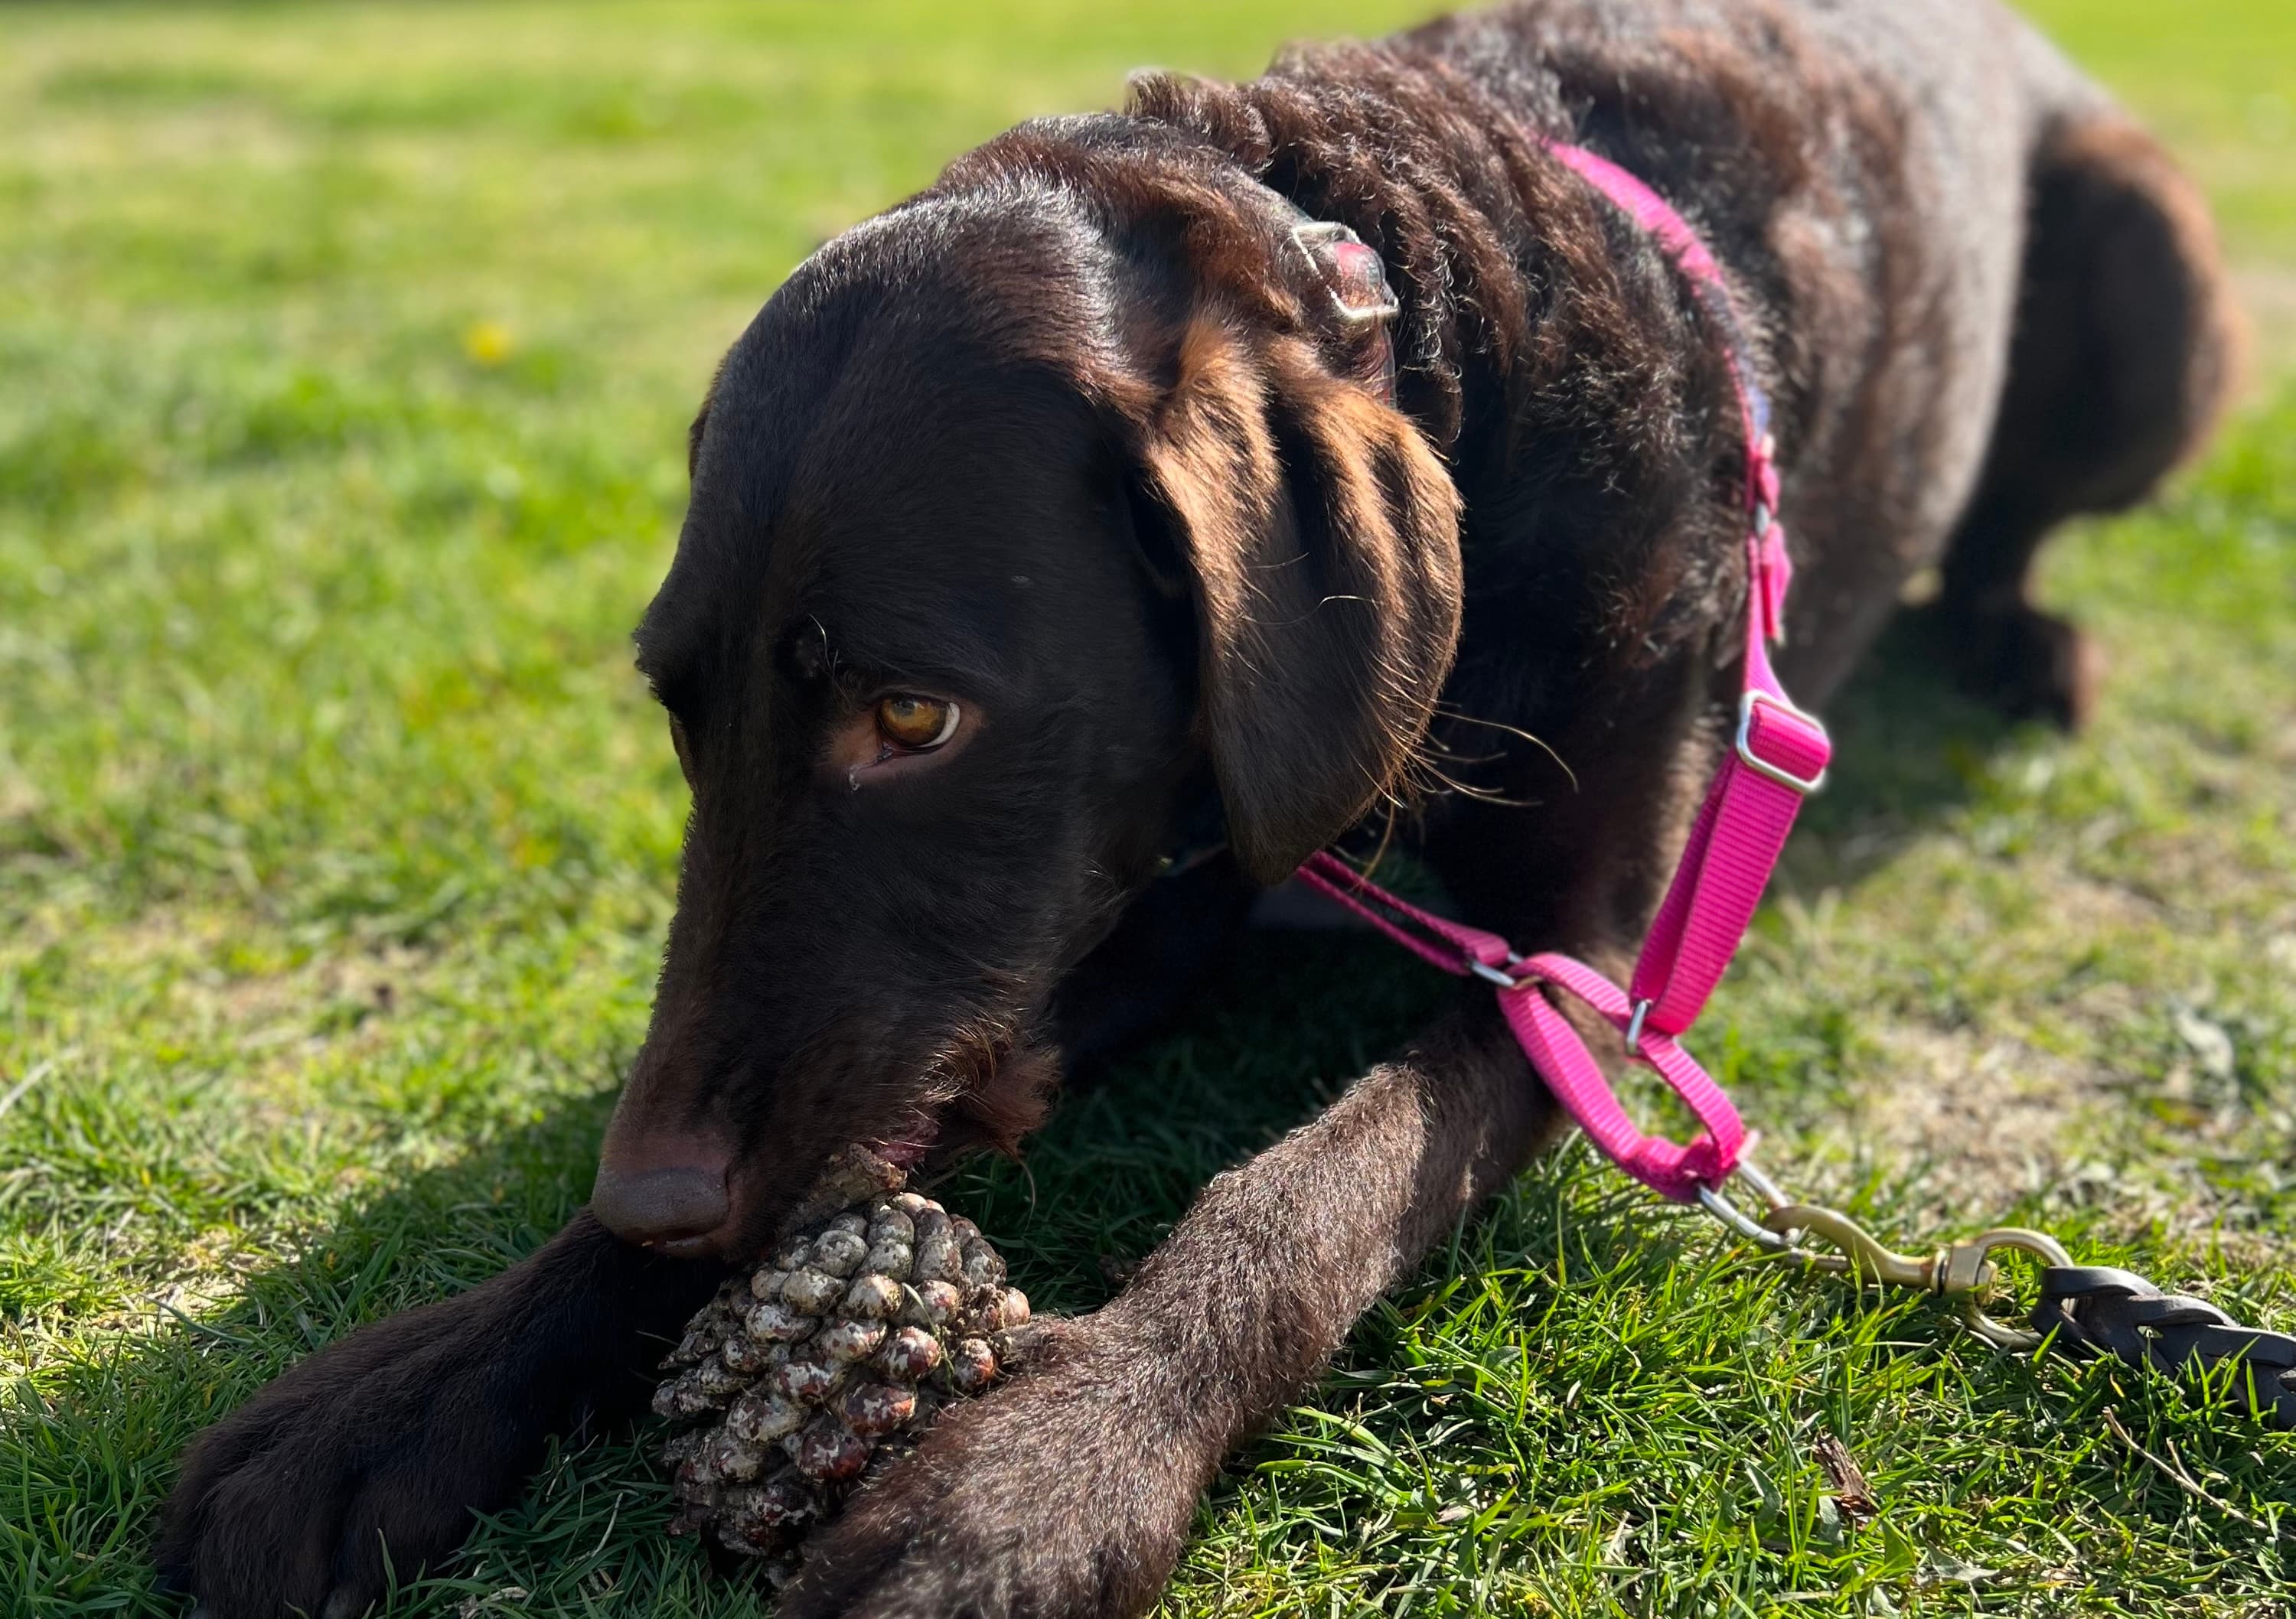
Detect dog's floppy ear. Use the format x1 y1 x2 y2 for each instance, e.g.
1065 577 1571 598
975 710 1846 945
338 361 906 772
1127 320 1463 884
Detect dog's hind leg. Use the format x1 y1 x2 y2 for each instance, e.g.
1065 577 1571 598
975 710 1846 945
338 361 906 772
1933 112 2241 728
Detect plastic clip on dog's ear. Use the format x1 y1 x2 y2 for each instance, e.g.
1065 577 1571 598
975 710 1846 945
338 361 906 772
1289 220 1401 405
1289 221 1400 326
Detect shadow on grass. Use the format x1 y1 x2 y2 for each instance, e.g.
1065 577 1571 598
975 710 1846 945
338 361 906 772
22 927 1452 1614
11 1080 626 1614
33 611 2041 1612
1779 605 2022 893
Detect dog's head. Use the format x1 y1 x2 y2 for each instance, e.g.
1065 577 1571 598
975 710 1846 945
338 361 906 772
595 122 1463 1259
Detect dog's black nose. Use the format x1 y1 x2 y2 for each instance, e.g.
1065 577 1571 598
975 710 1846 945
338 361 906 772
589 1162 730 1248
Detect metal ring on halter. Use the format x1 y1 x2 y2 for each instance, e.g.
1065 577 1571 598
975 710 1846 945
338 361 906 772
1288 221 1402 326
1694 1155 1794 1253
1469 953 1531 991
1623 997 1652 1056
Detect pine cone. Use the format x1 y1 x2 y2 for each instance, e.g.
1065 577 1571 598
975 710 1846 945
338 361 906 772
651 1174 1030 1578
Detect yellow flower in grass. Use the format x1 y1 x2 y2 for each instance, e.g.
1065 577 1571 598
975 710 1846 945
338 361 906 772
463 320 515 366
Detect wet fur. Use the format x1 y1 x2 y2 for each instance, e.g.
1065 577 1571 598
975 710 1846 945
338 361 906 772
158 2 2235 1614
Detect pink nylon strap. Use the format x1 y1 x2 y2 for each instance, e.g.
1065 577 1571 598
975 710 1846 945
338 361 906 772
1295 854 1748 1200
1629 552 1831 1042
1544 144 1765 507
1292 140 1831 1202
1292 851 1510 976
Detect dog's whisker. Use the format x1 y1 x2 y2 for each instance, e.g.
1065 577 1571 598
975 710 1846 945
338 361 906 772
1430 705 1580 792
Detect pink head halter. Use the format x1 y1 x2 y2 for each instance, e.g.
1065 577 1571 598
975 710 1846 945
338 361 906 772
1295 140 1832 1202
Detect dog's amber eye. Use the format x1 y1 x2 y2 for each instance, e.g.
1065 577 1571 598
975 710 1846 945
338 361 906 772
874 694 959 751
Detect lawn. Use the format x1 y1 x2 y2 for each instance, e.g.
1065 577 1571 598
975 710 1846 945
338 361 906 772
2 1 2292 1614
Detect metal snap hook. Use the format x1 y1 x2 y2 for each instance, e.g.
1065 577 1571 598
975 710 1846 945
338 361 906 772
1949 1227 2075 1351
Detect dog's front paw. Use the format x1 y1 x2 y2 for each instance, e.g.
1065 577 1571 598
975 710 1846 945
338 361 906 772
156 1212 722 1617
157 1291 558 1619
781 1314 1215 1619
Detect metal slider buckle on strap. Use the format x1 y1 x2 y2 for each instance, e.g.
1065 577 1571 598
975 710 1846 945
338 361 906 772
1696 1157 2071 1352
1736 689 1828 794
1479 959 1660 1064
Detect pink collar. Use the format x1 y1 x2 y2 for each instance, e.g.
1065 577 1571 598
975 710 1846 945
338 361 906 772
1296 140 1832 1203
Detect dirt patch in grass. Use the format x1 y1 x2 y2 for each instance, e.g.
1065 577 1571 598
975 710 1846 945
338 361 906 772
1845 1025 2104 1210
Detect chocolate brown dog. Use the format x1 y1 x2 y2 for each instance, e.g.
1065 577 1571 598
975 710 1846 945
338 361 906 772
158 1 2236 1614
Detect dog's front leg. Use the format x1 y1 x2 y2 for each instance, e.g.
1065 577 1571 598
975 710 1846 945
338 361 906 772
156 1210 726 1619
786 1003 1559 1619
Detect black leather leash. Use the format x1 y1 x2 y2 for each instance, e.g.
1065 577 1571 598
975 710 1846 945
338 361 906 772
2037 1265 2296 1428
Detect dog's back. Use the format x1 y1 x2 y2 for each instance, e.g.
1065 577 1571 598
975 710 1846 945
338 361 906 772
1125 0 2232 937
1389 0 2232 706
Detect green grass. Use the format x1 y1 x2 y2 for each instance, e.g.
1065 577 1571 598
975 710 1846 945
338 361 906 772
2 0 2292 1614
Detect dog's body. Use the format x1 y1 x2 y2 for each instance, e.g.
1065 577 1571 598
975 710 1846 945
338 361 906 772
159 2 2234 1614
